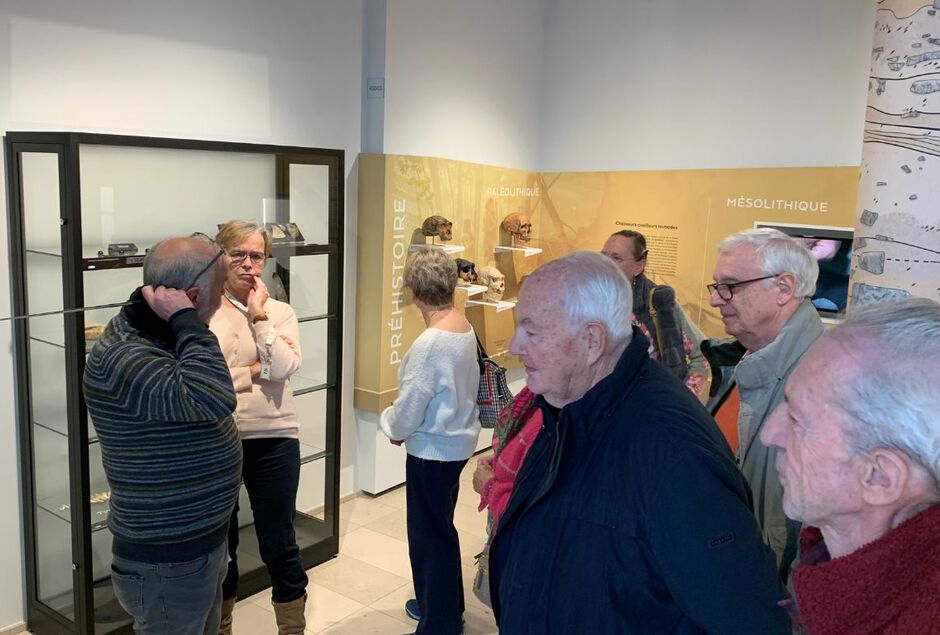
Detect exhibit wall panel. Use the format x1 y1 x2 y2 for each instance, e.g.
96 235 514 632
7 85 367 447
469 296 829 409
534 167 859 338
537 0 876 172
383 0 544 169
356 154 859 411
0 2 363 629
355 154 538 412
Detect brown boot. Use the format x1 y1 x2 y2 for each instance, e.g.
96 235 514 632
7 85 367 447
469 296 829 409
218 597 236 635
272 594 306 635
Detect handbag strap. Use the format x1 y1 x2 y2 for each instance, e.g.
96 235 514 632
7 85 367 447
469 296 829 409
475 333 488 361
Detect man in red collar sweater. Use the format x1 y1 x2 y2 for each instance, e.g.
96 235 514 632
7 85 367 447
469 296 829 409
760 297 940 635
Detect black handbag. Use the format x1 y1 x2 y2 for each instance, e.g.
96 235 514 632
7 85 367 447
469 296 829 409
475 336 512 428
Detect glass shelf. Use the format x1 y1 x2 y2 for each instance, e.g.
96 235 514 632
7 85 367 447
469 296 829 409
80 242 154 271
269 243 335 257
34 427 110 532
38 493 112 533
34 418 100 445
30 335 65 349
292 378 330 396
300 449 329 466
25 248 63 258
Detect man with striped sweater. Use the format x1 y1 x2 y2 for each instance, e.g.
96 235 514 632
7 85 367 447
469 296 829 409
83 236 243 634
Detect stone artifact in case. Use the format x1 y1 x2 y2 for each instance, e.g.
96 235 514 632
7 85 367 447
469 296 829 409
264 222 305 244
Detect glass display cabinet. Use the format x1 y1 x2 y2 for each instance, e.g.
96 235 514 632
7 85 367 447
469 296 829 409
4 132 344 634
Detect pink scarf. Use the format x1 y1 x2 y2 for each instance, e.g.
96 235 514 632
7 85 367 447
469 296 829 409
477 387 542 532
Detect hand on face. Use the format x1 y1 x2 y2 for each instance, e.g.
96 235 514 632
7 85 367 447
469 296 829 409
247 277 270 317
142 285 195 321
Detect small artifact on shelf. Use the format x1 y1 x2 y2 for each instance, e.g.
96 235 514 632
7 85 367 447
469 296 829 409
90 490 111 504
421 215 453 242
264 222 305 245
477 265 506 302
501 212 532 245
107 242 139 256
455 258 478 283
85 323 106 353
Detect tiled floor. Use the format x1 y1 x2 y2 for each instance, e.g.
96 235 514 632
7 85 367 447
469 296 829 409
232 456 497 634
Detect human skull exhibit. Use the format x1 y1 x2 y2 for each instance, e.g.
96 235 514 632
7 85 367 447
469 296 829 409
421 215 454 242
477 265 505 301
501 212 532 244
455 258 478 283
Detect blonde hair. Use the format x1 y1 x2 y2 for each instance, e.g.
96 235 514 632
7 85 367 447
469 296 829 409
215 220 272 256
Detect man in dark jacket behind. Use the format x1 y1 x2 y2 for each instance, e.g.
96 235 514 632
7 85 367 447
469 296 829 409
489 251 788 634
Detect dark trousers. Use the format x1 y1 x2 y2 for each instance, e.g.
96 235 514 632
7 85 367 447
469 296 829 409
406 454 467 635
222 437 307 603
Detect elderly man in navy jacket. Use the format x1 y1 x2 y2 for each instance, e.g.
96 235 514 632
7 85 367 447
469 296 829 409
489 251 788 634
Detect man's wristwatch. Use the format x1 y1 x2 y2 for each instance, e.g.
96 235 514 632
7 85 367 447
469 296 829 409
251 313 269 324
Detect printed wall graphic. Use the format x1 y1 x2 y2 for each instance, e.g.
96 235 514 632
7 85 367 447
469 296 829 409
533 169 858 338
355 154 858 413
850 1 940 307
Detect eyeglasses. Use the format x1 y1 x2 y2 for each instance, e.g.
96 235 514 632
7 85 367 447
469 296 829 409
706 274 779 301
186 232 227 289
228 250 266 266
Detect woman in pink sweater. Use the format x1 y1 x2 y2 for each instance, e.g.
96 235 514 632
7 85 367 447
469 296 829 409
209 221 306 635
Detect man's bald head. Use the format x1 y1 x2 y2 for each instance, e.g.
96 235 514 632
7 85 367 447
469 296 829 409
143 236 226 322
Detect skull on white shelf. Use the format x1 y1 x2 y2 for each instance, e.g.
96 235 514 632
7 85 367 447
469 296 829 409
455 258 478 283
477 266 505 301
501 212 532 244
421 215 454 242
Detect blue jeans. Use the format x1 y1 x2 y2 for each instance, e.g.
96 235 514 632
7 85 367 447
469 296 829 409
110 540 227 635
221 437 307 603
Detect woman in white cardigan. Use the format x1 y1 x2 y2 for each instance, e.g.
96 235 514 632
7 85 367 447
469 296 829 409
209 221 306 635
380 247 481 635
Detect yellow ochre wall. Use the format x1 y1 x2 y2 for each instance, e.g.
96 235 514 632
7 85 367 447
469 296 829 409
355 154 858 413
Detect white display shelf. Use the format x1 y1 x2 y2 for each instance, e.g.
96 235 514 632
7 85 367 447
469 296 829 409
493 245 542 256
464 299 516 312
410 243 465 255
455 283 488 297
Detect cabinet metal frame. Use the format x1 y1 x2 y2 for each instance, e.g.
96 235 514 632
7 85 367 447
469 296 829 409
5 132 344 634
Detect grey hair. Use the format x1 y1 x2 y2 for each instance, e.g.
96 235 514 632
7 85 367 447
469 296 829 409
403 247 458 306
718 228 819 297
142 238 223 312
829 298 940 492
527 251 633 343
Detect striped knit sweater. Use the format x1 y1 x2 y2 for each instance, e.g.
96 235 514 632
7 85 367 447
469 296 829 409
83 288 242 563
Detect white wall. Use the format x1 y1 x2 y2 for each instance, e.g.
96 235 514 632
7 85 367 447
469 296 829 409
0 0 882 628
0 1 363 629
378 0 875 173
538 0 876 172
383 0 545 169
